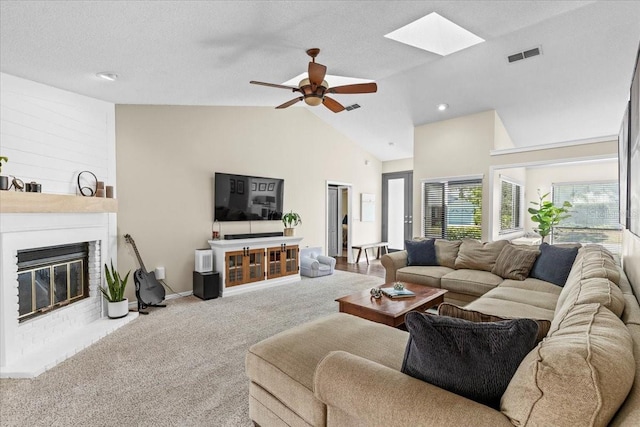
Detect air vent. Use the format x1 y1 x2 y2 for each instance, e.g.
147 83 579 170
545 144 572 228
345 104 361 111
508 46 542 63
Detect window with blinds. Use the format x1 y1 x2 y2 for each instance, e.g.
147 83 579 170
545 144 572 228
551 181 621 253
499 179 522 234
423 178 482 240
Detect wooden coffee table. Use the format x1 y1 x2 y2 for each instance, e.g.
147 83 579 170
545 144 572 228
336 282 448 328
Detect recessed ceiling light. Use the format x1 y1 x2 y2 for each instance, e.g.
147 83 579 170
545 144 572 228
384 12 484 56
96 72 118 82
437 103 449 111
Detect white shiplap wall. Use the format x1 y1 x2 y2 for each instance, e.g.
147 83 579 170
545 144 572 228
0 73 116 194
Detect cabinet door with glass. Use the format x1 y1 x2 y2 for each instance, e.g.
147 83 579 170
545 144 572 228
266 245 299 279
225 248 265 287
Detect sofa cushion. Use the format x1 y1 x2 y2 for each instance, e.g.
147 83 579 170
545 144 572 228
441 269 503 297
455 239 509 272
435 239 462 269
405 239 438 266
501 303 635 427
438 302 550 344
246 313 408 426
465 297 555 322
402 312 538 409
481 287 558 311
396 266 452 288
498 278 563 295
530 242 578 286
491 244 540 280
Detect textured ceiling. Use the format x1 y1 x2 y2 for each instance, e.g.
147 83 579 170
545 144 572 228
1 1 639 161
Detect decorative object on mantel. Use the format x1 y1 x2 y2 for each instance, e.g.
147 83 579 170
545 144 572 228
99 261 130 319
95 181 105 197
528 189 572 242
0 156 9 191
282 211 302 236
11 177 24 191
77 170 98 196
24 181 42 192
106 185 114 198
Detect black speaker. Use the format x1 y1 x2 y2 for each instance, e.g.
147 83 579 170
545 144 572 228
193 271 221 300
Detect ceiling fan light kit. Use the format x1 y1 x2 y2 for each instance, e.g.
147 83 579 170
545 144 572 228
250 48 377 113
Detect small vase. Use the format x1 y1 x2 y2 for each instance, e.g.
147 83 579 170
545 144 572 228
107 298 129 319
0 176 8 191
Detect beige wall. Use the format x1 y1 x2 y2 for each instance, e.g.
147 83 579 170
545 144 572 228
414 110 619 241
413 110 499 240
115 105 381 299
382 157 413 173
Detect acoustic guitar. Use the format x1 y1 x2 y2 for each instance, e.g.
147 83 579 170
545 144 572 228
124 234 166 312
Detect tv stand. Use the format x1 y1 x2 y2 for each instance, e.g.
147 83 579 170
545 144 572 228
208 235 303 296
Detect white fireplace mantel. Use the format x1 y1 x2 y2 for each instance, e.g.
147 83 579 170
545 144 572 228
0 211 136 378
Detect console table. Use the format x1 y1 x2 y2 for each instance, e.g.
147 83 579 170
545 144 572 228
208 236 303 296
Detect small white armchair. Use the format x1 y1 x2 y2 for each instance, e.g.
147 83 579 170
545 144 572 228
300 247 336 278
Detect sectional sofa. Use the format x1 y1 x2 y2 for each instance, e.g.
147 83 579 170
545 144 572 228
245 240 640 426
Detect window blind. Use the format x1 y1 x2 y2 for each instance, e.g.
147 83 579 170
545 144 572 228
423 178 482 240
500 179 522 234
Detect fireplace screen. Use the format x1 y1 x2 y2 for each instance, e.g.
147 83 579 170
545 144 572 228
17 243 89 322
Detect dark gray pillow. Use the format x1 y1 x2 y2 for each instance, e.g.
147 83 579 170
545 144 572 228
401 312 538 409
530 242 578 286
405 239 437 266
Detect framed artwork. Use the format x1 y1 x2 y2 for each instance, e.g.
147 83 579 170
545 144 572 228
629 52 640 237
251 182 257 191
619 103 629 229
230 179 235 194
259 183 267 191
268 182 275 191
361 193 375 222
238 180 244 195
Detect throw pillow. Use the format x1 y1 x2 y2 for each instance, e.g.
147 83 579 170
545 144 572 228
491 244 540 280
454 239 509 272
435 239 461 269
530 242 579 287
401 312 538 409
438 302 549 344
405 239 438 266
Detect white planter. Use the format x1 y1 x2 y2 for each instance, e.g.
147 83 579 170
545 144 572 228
107 298 129 319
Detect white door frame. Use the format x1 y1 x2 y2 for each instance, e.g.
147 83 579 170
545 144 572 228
326 180 353 263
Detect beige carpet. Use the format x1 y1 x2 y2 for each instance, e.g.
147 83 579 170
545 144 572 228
0 271 382 427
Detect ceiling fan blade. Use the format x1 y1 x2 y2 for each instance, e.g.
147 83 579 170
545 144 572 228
327 82 378 94
323 96 345 113
276 97 304 109
250 81 300 92
308 62 327 86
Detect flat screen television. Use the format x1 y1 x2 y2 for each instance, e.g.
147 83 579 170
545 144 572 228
214 173 284 221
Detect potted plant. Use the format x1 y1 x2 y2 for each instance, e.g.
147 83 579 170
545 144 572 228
0 156 8 191
282 211 302 236
528 189 572 243
99 261 131 319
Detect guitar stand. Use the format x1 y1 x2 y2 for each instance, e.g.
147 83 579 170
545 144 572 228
136 299 167 315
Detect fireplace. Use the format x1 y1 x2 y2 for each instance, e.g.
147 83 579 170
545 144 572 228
0 212 137 378
18 243 90 322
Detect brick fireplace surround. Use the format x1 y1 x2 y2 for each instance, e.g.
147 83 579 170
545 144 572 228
0 211 137 378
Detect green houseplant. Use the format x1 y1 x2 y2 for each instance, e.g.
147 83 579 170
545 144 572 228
282 211 302 236
528 190 572 243
0 156 8 191
100 261 131 319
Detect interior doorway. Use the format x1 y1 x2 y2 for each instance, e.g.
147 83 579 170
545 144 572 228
382 171 413 251
326 182 352 262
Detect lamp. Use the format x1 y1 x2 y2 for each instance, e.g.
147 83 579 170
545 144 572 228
299 78 328 106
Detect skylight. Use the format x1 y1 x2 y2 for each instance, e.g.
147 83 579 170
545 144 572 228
384 12 484 56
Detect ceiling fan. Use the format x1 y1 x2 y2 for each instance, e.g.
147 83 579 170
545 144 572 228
250 48 377 113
